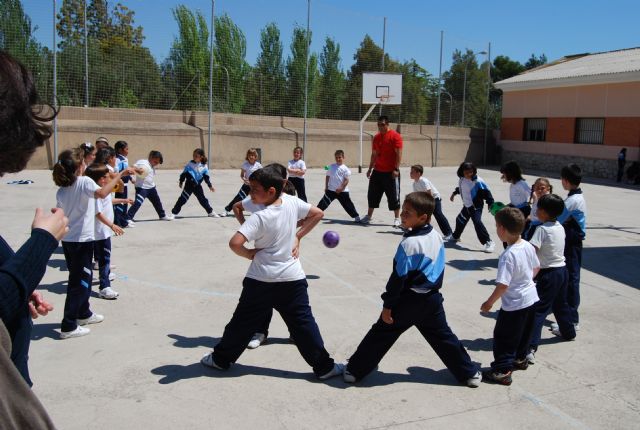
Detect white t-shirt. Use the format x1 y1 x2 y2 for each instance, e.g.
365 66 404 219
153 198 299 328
238 194 310 282
95 194 114 241
134 159 156 189
413 176 441 199
242 160 263 182
326 163 351 192
56 176 100 243
241 196 265 213
496 240 540 311
529 221 565 268
288 159 306 178
510 180 530 207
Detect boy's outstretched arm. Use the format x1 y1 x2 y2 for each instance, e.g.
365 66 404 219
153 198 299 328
229 232 259 260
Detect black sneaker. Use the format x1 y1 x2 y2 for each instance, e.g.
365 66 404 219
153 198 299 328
482 370 513 385
513 358 529 370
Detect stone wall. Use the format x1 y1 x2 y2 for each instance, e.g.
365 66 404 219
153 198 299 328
502 150 619 179
30 106 491 170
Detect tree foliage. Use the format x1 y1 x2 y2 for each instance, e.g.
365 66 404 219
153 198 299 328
318 37 344 119
286 26 318 118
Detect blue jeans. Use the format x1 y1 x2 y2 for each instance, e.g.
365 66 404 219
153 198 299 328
491 304 536 372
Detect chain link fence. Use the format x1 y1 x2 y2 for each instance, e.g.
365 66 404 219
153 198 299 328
2 0 496 128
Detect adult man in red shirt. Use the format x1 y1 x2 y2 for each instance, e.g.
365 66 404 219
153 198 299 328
359 115 403 227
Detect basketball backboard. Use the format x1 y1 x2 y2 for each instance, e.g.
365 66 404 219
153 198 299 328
362 72 402 105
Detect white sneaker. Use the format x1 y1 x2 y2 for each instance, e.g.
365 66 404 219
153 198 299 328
358 215 371 224
354 216 361 223
162 214 175 221
483 241 495 253
126 220 136 228
343 368 356 383
319 363 345 380
99 287 119 300
208 211 221 218
247 333 266 349
526 350 536 364
77 313 104 326
200 353 225 370
550 322 579 332
60 326 90 339
108 272 116 282
466 370 482 388
393 218 401 228
443 234 453 241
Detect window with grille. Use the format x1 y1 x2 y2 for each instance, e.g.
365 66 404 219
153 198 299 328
524 118 546 141
575 118 604 144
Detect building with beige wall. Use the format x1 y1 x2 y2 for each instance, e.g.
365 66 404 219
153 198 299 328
495 47 640 179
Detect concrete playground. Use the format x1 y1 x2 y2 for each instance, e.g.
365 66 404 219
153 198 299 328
1 166 638 430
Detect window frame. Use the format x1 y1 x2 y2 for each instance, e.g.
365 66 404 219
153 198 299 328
523 118 547 142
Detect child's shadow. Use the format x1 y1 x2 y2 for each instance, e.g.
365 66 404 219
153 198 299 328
31 323 60 341
39 280 67 295
477 279 496 286
460 337 494 352
151 362 313 385
322 218 357 226
168 333 220 349
352 366 471 388
47 258 68 271
447 259 499 271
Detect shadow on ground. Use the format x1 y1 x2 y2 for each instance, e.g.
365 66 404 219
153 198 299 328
582 245 640 290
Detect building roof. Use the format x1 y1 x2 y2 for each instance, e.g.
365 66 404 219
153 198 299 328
495 47 640 91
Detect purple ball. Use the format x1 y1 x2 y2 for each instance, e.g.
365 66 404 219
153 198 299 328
322 230 340 248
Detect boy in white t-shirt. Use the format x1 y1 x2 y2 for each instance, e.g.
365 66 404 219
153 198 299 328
201 165 344 380
287 146 307 202
481 207 540 385
316 150 360 222
85 164 133 300
526 194 576 364
126 150 173 227
410 164 452 238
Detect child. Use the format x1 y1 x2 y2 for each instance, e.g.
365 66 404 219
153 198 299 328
221 148 262 217
526 194 576 364
114 140 132 228
232 163 296 349
84 163 133 299
52 148 131 338
449 162 496 252
287 146 307 202
200 165 343 380
501 160 531 218
343 192 481 387
557 164 586 329
171 148 218 217
410 164 453 238
79 142 96 173
480 207 540 385
316 150 360 222
126 150 174 227
524 177 552 241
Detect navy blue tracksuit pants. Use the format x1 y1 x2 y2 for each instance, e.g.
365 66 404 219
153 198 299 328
433 198 453 236
93 238 112 290
529 267 576 351
225 184 250 212
452 205 491 245
6 307 33 386
564 233 583 324
288 177 307 202
172 180 213 215
127 187 167 220
491 304 536 373
61 241 94 332
346 290 478 382
317 190 359 218
114 185 128 227
212 278 335 377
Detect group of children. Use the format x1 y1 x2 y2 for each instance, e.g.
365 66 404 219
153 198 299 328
51 138 587 388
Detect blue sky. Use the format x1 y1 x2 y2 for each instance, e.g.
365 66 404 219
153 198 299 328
24 0 639 77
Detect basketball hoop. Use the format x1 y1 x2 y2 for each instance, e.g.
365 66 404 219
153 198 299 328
378 95 392 105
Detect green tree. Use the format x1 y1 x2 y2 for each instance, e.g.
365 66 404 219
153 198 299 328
163 5 210 110
492 55 525 82
286 26 318 118
399 59 433 124
318 37 345 119
524 53 547 70
245 22 286 115
442 49 488 127
213 13 249 113
56 0 85 48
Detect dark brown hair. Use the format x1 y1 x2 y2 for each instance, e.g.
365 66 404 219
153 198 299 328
404 192 435 217
495 207 526 235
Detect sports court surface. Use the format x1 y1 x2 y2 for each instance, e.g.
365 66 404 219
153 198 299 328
2 166 638 429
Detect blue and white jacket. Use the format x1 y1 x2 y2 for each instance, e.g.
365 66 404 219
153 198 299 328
452 175 495 209
179 161 212 188
116 154 131 184
557 188 586 242
381 225 445 308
